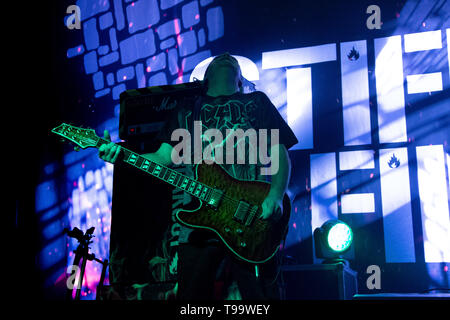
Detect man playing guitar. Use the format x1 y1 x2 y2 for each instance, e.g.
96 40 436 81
98 53 298 300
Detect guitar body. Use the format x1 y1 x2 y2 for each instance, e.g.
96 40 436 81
176 162 291 264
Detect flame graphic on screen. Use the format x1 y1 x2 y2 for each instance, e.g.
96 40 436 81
347 46 360 61
388 153 400 168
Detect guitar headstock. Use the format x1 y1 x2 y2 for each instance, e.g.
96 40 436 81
51 123 99 149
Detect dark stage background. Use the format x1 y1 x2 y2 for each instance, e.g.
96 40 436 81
17 0 450 299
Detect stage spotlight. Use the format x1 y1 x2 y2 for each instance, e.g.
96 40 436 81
314 220 353 261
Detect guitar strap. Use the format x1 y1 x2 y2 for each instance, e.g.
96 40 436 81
190 78 207 126
189 94 203 155
192 94 203 123
175 94 203 170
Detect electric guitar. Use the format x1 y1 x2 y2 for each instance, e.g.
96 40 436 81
52 123 291 264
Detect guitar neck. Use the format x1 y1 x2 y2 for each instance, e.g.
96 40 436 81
95 138 213 203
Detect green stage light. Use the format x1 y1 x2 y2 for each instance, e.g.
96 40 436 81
314 220 353 260
327 222 353 252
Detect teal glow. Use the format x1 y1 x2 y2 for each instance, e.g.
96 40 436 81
327 222 353 252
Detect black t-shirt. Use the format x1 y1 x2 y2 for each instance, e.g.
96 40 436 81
157 90 298 243
157 90 298 181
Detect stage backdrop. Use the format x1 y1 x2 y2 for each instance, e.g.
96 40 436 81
36 0 449 298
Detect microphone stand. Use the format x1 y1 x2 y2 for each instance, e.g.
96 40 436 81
64 227 109 300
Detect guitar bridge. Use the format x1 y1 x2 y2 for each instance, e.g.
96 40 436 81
245 205 258 226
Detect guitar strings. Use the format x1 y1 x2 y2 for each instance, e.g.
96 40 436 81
61 130 262 215
96 137 259 211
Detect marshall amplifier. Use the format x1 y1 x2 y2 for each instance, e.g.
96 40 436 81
110 81 205 291
118 80 206 147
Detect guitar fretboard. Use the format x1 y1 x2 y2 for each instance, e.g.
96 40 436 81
96 138 213 202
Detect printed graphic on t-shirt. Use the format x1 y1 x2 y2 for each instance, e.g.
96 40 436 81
185 99 262 180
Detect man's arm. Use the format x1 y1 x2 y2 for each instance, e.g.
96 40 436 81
260 144 291 220
142 142 173 167
98 130 174 167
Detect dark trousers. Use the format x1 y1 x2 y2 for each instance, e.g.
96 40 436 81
176 239 281 300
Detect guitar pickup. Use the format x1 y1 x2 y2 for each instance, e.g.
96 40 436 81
206 189 223 209
233 201 250 224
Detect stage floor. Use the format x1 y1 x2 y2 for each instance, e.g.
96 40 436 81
353 293 450 300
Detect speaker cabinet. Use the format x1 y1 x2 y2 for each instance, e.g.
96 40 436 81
281 262 358 300
109 145 173 285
